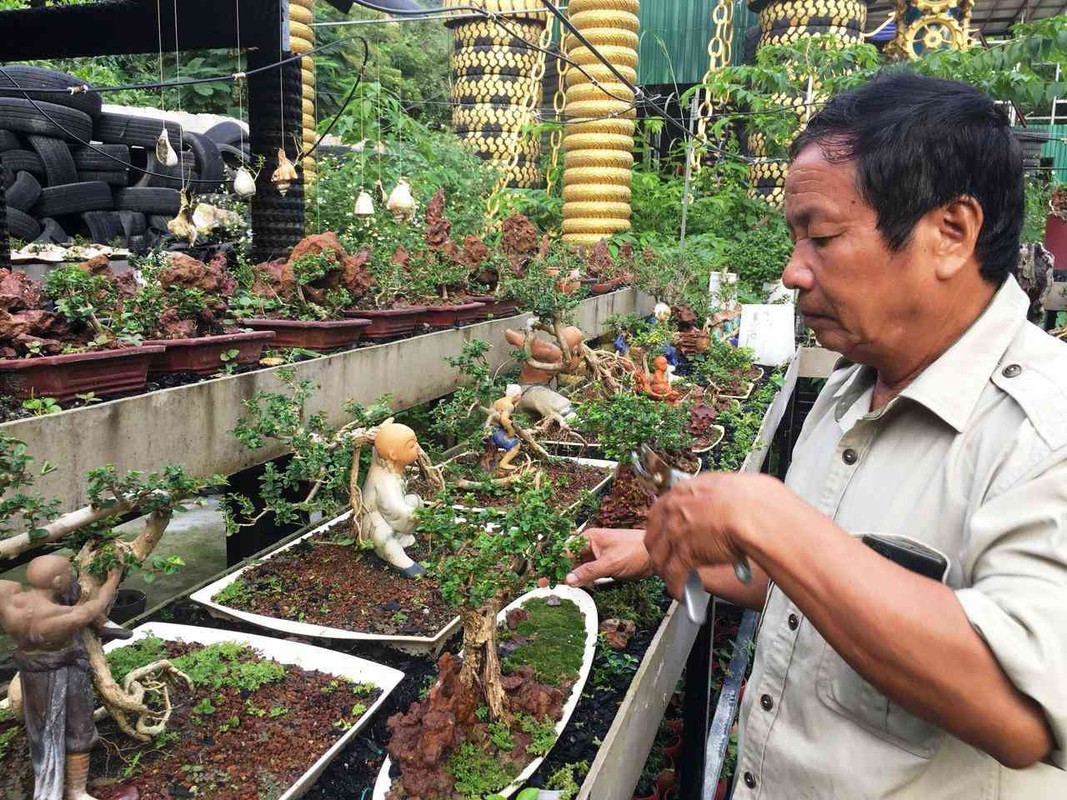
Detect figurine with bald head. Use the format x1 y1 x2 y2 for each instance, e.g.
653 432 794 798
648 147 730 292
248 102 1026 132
359 422 426 577
502 322 584 426
0 554 123 800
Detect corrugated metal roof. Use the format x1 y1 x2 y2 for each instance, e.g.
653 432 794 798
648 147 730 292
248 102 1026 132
638 0 718 85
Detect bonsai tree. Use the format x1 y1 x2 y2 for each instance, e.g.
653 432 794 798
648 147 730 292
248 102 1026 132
574 390 695 464
415 478 575 720
689 339 757 393
226 368 442 533
0 434 221 741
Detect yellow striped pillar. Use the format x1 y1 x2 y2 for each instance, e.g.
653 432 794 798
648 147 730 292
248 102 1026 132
445 1 549 188
561 0 639 246
290 0 316 185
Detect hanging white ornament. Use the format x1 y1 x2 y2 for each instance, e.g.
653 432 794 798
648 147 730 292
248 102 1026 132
386 178 414 220
233 166 257 199
167 191 197 244
375 140 388 155
653 302 672 322
354 190 375 217
156 127 179 167
271 148 299 196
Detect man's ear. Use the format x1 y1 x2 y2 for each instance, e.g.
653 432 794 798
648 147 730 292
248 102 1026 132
931 195 983 281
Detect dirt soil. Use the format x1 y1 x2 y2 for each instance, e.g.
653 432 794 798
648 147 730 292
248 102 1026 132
212 523 456 637
0 640 380 800
718 366 763 397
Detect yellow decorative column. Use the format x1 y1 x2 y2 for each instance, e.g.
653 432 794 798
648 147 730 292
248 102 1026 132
889 0 973 60
290 0 316 185
445 1 549 189
561 0 639 245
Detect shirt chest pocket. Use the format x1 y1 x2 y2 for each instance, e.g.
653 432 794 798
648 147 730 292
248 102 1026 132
815 639 944 759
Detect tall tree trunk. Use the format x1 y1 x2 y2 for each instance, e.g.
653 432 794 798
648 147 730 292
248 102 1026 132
459 600 507 721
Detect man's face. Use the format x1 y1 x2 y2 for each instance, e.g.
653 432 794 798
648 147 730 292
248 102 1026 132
782 145 934 364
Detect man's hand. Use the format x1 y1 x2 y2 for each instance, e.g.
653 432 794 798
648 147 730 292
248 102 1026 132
644 472 765 599
565 528 653 587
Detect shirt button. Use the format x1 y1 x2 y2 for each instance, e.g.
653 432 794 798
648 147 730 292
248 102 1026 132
788 613 799 630
760 693 774 711
842 448 858 465
744 771 757 789
1002 364 1022 378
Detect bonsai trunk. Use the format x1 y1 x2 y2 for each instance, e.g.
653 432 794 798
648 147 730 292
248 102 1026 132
460 599 507 721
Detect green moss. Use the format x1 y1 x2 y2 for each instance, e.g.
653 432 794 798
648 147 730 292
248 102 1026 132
106 635 167 684
518 713 557 756
594 578 667 629
213 578 253 605
503 598 585 687
448 741 516 799
106 637 285 693
546 761 590 800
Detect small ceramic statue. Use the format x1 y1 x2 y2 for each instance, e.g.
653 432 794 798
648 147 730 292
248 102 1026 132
647 355 681 405
359 422 426 578
0 555 123 800
503 323 584 427
484 384 522 473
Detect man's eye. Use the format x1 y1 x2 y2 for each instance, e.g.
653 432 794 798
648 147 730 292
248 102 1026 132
811 235 836 247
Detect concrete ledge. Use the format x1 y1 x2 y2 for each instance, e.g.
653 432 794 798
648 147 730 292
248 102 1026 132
2 289 644 512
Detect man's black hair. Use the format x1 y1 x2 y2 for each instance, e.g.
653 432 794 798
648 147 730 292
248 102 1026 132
790 71 1023 284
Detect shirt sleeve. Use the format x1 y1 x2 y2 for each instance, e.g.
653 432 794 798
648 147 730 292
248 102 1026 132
956 458 1067 769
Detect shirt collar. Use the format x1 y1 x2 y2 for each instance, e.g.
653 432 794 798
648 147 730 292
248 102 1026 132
829 276 1029 432
896 275 1029 433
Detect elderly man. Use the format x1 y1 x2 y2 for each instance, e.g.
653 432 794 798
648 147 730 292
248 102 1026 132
567 73 1067 797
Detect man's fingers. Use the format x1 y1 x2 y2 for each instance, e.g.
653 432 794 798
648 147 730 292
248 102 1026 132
566 560 606 588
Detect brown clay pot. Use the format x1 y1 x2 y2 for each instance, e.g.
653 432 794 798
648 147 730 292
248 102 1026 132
346 306 428 342
1045 214 1067 269
655 769 677 800
0 345 165 402
241 318 371 350
143 330 276 374
420 301 485 328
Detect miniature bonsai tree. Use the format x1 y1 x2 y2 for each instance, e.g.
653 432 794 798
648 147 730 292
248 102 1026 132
415 478 575 720
0 433 221 741
574 390 695 464
226 368 443 534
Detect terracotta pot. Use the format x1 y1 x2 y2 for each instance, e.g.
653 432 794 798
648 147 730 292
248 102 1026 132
484 298 521 318
241 318 371 350
1045 214 1067 268
0 345 164 402
421 301 484 328
714 778 729 800
655 769 677 800
346 306 428 342
143 330 276 374
665 718 685 740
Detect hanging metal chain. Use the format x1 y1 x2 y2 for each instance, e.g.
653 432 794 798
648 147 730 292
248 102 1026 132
485 16 551 224
690 0 735 174
546 18 568 194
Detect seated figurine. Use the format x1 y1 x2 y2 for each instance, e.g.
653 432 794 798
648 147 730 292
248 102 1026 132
359 422 426 578
646 355 681 405
503 324 584 426
484 385 522 473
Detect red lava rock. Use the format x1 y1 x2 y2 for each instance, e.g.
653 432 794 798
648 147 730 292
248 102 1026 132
593 466 657 530
161 252 236 299
671 304 699 330
502 664 565 719
283 232 374 302
155 307 198 339
424 188 451 250
500 213 539 275
506 608 529 630
600 618 637 650
251 257 295 298
12 333 63 355
536 577 550 589
0 269 43 311
584 239 615 279
77 254 111 275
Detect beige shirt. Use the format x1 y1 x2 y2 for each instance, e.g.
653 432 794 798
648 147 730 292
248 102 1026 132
735 276 1067 799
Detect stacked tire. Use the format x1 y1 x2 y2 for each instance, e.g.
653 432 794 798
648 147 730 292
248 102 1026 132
445 1 548 189
290 0 317 185
560 0 640 245
0 66 228 250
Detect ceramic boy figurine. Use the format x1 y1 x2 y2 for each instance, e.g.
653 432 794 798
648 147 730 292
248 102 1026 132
360 422 426 577
0 555 122 800
484 384 522 473
503 324 584 426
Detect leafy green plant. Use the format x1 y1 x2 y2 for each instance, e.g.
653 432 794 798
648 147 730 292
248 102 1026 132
22 396 61 416
546 761 590 800
718 215 793 291
574 392 694 463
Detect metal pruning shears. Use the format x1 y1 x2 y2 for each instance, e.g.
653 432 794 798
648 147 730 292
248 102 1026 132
631 444 752 625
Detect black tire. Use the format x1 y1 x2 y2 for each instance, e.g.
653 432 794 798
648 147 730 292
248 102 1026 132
203 120 246 146
116 210 146 237
77 170 129 187
0 130 20 151
93 112 183 149
114 187 180 215
82 210 123 244
135 152 192 189
0 97 92 143
7 207 41 241
72 143 129 171
6 170 41 211
127 233 148 254
148 214 170 231
0 66 103 119
35 217 69 244
0 148 43 176
186 132 224 190
26 135 77 187
33 181 112 217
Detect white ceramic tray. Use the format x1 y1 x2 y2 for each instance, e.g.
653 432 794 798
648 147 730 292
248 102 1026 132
190 511 462 654
372 584 599 800
105 622 404 800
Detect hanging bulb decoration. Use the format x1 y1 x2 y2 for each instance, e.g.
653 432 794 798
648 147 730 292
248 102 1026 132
354 190 375 217
271 148 299 196
386 178 415 221
374 140 388 155
156 126 179 167
167 190 197 244
233 166 256 199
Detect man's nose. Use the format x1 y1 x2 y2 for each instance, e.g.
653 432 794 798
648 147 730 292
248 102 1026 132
781 245 815 291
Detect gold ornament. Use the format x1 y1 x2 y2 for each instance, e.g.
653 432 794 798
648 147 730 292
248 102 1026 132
271 148 299 196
